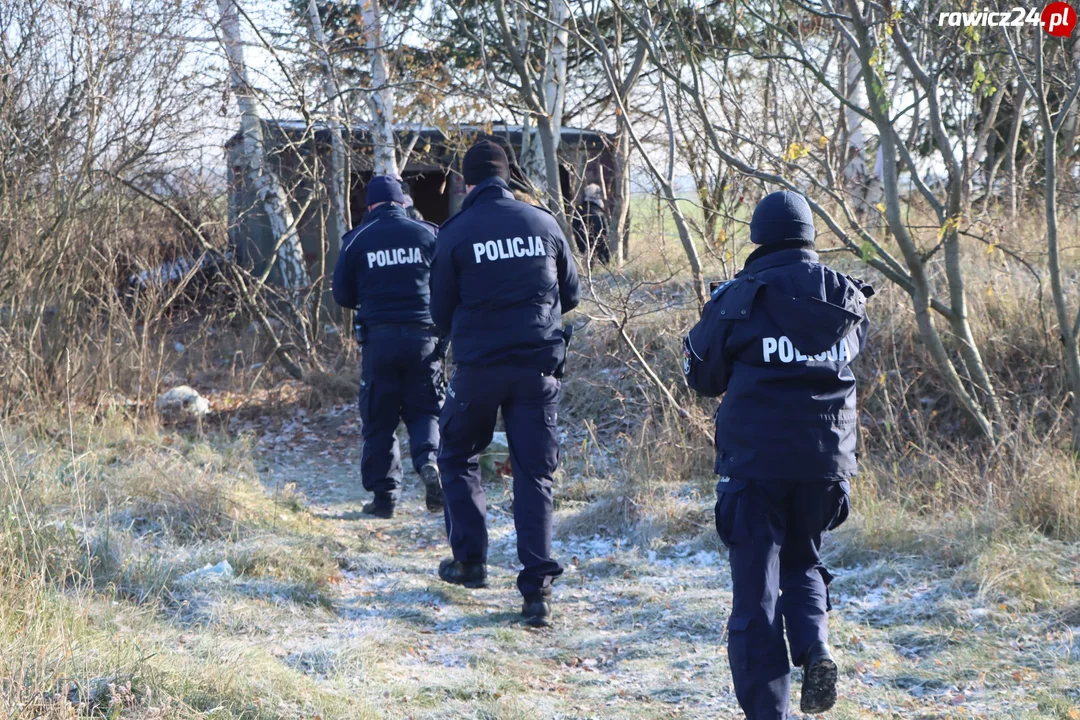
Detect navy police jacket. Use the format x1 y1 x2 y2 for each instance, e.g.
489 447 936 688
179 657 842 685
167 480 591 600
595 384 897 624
683 246 873 482
332 203 438 327
430 176 581 372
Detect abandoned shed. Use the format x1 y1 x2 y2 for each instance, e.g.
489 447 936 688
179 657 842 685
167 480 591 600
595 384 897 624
226 122 617 287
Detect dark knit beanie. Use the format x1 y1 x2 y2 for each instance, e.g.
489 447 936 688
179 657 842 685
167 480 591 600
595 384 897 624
462 140 510 185
749 190 816 245
366 175 406 206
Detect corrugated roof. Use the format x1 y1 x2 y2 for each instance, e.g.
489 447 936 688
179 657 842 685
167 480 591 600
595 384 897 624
225 121 612 149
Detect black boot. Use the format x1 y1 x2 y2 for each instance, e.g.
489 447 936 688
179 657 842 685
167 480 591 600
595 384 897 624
420 463 443 513
437 558 488 588
361 492 395 519
800 642 838 714
521 593 552 628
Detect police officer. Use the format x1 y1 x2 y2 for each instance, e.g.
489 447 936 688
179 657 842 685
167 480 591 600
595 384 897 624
571 183 610 265
402 192 426 222
332 175 445 519
430 140 580 627
683 191 873 718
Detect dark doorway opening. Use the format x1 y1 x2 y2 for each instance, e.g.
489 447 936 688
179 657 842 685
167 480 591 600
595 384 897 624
348 170 450 227
349 172 371 227
559 164 573 216
402 170 450 224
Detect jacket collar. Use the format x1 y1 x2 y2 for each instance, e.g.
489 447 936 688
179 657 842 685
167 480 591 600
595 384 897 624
367 202 406 220
462 176 514 210
742 246 819 275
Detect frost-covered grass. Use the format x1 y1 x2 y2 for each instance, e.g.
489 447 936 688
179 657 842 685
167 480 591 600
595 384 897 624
5 229 1080 717
4 405 1078 718
0 415 362 718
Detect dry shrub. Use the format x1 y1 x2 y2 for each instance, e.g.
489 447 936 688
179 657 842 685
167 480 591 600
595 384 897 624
964 534 1071 606
102 456 245 544
854 265 1080 539
304 368 361 409
0 416 334 600
564 236 1080 548
558 313 717 545
228 534 345 586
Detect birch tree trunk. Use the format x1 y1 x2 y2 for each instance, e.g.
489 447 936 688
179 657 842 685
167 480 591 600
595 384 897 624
520 115 548 196
538 0 569 226
492 0 569 230
217 0 309 289
360 0 398 177
843 46 883 219
307 0 349 249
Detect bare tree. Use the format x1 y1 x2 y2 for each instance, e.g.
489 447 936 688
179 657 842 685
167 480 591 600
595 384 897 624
306 0 349 252
576 3 647 267
493 0 570 228
1004 79 1029 219
361 0 399 176
842 46 883 218
217 0 310 290
1006 28 1080 451
592 0 1010 438
573 5 706 305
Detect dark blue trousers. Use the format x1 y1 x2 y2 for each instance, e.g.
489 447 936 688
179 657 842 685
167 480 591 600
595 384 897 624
359 326 444 501
438 365 563 598
714 478 850 720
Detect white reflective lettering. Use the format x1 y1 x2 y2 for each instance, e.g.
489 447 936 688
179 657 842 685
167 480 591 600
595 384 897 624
763 337 778 362
362 247 426 267
471 237 555 262
759 336 855 364
778 337 794 363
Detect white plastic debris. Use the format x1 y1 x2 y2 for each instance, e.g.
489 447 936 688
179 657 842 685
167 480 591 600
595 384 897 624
479 432 511 480
489 432 509 453
156 385 210 418
176 560 234 586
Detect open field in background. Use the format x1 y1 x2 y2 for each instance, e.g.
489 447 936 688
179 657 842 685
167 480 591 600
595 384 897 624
3 205 1080 718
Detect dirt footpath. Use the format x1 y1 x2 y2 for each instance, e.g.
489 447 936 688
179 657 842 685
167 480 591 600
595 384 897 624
250 405 1075 719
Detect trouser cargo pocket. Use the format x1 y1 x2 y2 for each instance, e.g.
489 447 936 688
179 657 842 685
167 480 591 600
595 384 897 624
726 614 751 671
